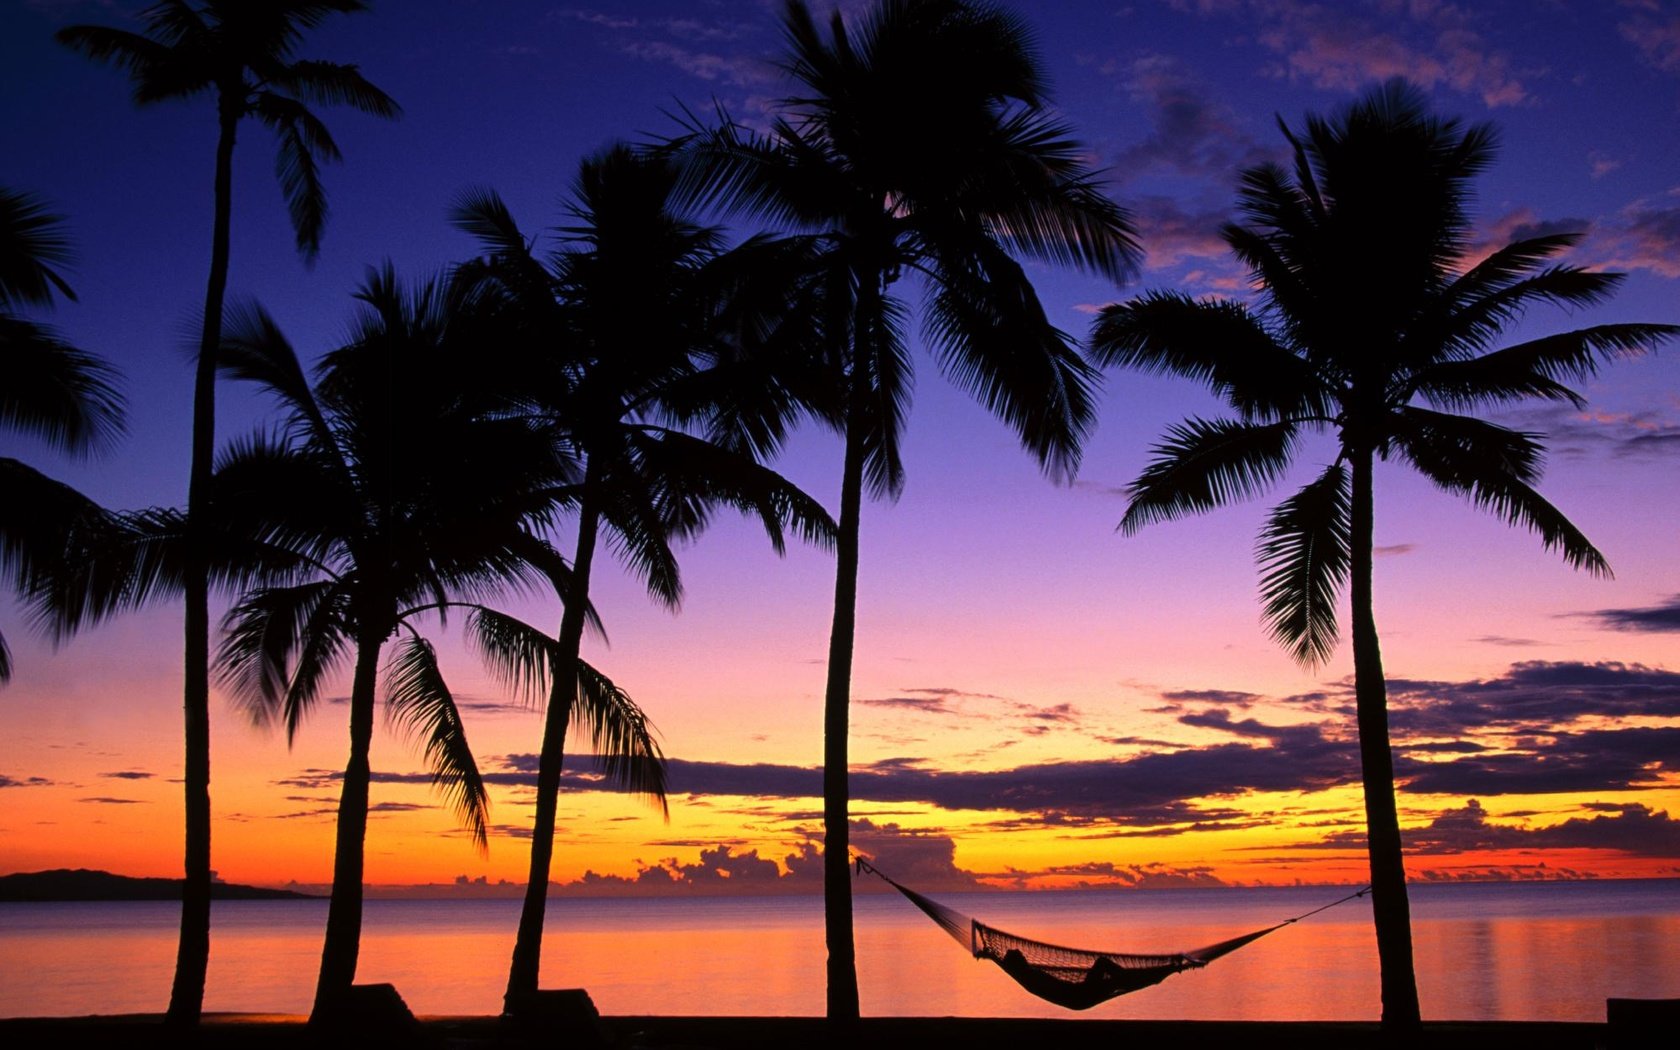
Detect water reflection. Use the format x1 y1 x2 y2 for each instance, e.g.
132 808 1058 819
2 882 1674 1019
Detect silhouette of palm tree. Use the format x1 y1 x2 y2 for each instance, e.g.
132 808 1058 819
1 187 124 682
450 144 836 1013
675 0 1139 1020
1091 80 1677 1030
209 268 575 1019
57 1 397 1021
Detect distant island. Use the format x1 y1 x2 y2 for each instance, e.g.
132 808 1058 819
0 869 319 901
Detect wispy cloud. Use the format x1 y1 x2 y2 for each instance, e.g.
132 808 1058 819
1166 0 1533 106
1586 594 1680 633
0 774 54 788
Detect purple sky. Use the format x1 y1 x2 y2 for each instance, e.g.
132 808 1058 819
2 1 1677 890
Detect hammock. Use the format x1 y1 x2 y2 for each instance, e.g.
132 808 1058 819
856 858 1369 1011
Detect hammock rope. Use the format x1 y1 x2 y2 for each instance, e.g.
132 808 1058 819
856 857 1370 1011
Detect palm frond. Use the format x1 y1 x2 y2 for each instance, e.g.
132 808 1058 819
0 316 126 455
1395 410 1609 576
1122 418 1299 534
54 24 209 104
2 459 112 679
218 581 349 741
1411 324 1676 411
574 658 669 819
923 240 1098 482
251 92 339 260
1090 291 1326 421
384 635 490 852
465 606 560 708
0 187 78 308
1256 462 1351 668
270 59 399 118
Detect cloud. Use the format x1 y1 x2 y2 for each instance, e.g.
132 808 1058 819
1583 191 1680 279
985 860 1230 890
1130 195 1242 275
99 770 155 780
1373 543 1416 557
1384 661 1680 731
548 819 984 897
483 730 1356 827
0 775 54 788
1587 595 1680 633
1619 2 1680 73
78 796 147 805
1109 54 1274 181
1396 725 1680 795
1313 799 1680 858
1169 0 1531 107
1495 404 1680 462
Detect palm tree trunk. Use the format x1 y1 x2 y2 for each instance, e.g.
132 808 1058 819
311 627 383 1020
504 495 598 1012
1349 448 1421 1031
823 404 866 1025
166 106 238 1027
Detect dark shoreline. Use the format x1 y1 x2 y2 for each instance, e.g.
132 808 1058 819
0 1014 1615 1049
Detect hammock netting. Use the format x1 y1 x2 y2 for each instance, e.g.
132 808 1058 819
857 859 1367 1011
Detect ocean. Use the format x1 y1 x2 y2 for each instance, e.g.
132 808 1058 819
1 880 1675 1020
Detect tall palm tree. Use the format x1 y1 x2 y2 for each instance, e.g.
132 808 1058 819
451 145 837 1013
1 187 125 681
58 1 398 1022
208 267 592 1020
1090 80 1677 1030
675 0 1139 1019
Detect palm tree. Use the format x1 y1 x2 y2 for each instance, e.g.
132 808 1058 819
206 267 595 1020
674 0 1140 1019
58 1 397 1022
451 145 837 1013
1 187 125 681
1090 80 1677 1030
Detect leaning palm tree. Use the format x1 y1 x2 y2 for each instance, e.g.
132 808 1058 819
1 187 125 681
1090 80 1677 1031
674 0 1139 1019
208 268 580 1020
57 1 397 1021
451 144 836 1013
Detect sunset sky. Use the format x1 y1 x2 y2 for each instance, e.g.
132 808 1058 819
2 0 1677 897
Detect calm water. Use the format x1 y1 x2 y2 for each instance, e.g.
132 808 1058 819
2 880 1675 1020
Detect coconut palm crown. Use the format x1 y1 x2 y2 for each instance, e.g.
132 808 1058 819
208 268 574 1019
1 187 125 682
450 143 837 1012
58 1 397 1022
1090 79 1677 1029
674 0 1141 1021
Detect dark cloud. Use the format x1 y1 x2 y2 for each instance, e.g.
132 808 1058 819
984 860 1228 890
1108 54 1272 181
1396 725 1680 796
0 775 54 788
1587 595 1680 633
1385 661 1680 736
860 695 958 714
485 727 1355 826
1161 688 1261 709
100 770 155 780
369 801 429 813
1496 403 1680 462
78 796 146 805
1473 636 1544 648
1307 799 1680 859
